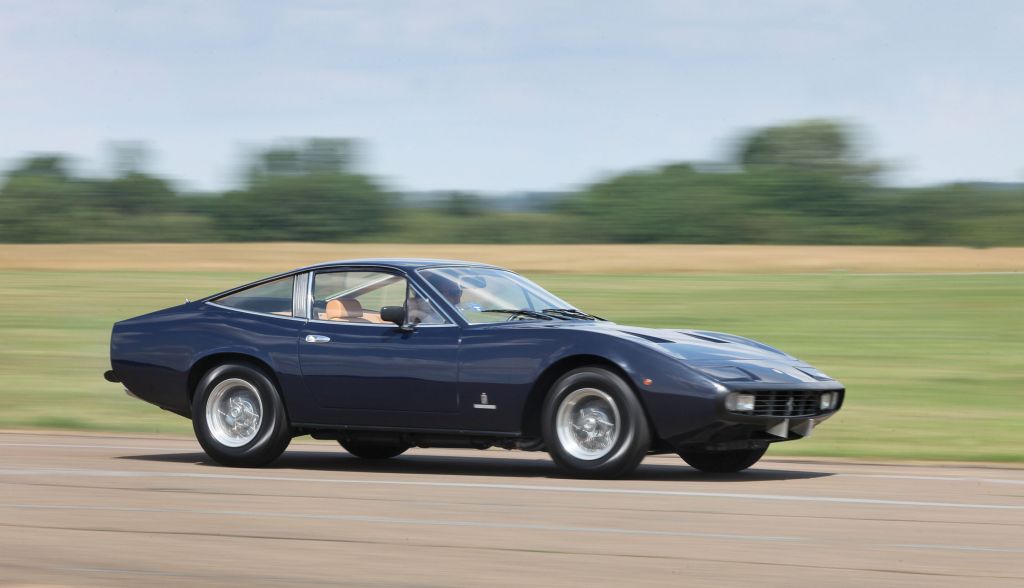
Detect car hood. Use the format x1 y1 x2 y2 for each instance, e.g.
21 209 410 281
558 323 791 360
545 322 835 385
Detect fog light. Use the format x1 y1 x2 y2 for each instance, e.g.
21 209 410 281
819 392 836 410
726 393 756 412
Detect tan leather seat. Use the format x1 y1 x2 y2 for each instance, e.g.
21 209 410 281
324 298 370 323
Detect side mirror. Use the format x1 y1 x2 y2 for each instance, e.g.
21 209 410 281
380 306 413 331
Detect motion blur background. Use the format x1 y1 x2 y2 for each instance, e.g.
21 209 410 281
0 1 1021 461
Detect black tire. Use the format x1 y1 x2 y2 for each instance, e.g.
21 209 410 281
678 446 767 473
541 366 650 478
192 362 291 467
339 440 409 459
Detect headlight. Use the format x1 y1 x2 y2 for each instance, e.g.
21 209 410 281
725 393 756 412
819 392 837 410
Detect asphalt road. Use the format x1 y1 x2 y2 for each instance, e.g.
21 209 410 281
1 431 1022 587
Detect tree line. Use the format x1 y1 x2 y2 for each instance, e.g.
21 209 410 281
1 121 1021 246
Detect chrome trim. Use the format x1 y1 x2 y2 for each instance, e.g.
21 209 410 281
306 265 315 319
205 377 263 447
305 334 331 343
305 318 457 329
293 272 310 319
205 301 307 322
555 387 621 460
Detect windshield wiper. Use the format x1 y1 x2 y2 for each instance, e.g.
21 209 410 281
480 309 556 321
541 308 606 321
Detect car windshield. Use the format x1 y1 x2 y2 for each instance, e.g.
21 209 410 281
419 267 594 324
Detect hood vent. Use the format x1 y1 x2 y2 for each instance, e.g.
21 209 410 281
680 331 731 344
622 331 675 344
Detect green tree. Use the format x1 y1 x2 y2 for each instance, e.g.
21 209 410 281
246 138 361 180
564 164 761 243
736 119 880 178
438 192 485 217
219 139 391 241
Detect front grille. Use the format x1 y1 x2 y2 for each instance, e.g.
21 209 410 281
743 390 822 417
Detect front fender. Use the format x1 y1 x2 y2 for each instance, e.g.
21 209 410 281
457 324 721 440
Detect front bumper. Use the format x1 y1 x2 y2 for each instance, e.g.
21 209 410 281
716 385 845 423
659 381 844 452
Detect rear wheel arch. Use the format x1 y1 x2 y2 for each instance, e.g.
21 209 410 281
191 361 292 467
187 353 281 417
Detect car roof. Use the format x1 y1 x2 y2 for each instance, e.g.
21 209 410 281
297 258 503 272
202 258 506 303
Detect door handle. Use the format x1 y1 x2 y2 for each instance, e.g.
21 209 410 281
305 334 331 343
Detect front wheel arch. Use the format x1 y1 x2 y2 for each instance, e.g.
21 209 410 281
521 355 633 438
541 365 652 478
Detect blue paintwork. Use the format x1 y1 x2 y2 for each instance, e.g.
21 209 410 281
109 258 844 450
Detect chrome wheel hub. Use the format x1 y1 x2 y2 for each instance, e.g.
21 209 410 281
555 387 621 460
205 378 263 447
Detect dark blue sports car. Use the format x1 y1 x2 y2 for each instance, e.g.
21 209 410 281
106 258 844 478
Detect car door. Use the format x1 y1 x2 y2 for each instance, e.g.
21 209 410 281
298 269 460 421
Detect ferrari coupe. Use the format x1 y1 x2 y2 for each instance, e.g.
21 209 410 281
106 258 844 478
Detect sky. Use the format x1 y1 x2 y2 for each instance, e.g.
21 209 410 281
1 0 1022 193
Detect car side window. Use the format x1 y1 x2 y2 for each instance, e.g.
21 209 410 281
311 271 449 325
310 270 443 325
213 275 295 317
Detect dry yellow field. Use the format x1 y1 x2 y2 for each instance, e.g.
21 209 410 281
1 243 1021 273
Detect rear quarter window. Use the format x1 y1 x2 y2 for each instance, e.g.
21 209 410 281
213 275 295 316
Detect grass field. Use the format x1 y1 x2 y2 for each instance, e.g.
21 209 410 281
0 244 1021 462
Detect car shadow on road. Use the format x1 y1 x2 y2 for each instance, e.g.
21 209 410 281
119 450 834 482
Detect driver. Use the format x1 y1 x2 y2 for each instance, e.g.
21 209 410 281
426 275 464 308
425 273 485 313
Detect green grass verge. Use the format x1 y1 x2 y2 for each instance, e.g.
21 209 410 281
0 269 1021 461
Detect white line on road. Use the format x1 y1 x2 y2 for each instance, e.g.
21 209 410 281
0 442 190 452
886 544 1024 554
0 503 801 543
838 473 1024 486
831 271 1023 277
1 466 1021 511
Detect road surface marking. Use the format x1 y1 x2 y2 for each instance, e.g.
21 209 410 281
0 503 801 542
886 544 1024 554
839 473 1024 486
0 442 189 452
0 467 1021 511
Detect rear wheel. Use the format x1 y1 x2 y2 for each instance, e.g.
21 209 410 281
192 363 291 467
338 440 408 459
678 446 767 473
542 367 650 478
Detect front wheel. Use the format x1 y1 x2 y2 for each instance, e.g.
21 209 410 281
192 362 291 467
678 446 767 473
542 367 650 478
